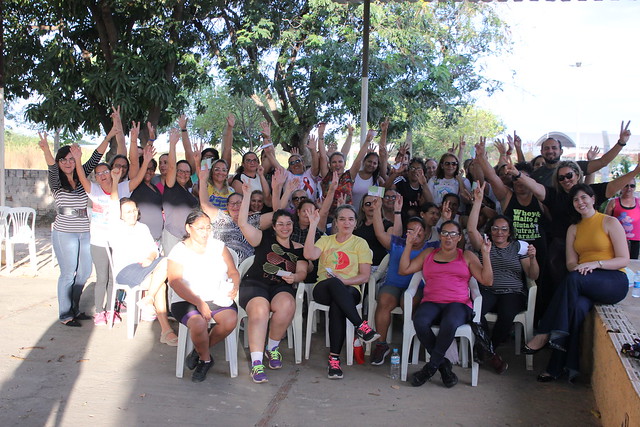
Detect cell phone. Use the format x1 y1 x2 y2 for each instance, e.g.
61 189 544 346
325 267 335 277
259 142 273 151
472 181 478 191
276 270 292 277
200 158 212 170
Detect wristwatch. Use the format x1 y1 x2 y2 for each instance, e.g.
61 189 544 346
597 260 603 268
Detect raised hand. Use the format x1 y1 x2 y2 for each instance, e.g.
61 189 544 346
130 121 141 146
459 135 466 151
111 166 123 182
257 165 265 176
493 139 507 156
317 122 327 137
271 167 286 188
69 144 82 164
197 160 209 183
143 144 156 163
586 146 601 161
241 181 251 195
226 113 235 128
309 208 321 227
448 142 458 154
380 118 389 133
291 147 300 156
481 234 492 255
394 193 404 211
365 129 377 144
177 114 188 130
619 120 631 145
147 122 156 141
441 200 453 222
168 128 180 146
527 243 536 259
506 134 515 155
329 170 339 191
37 132 49 151
336 192 347 206
513 131 522 149
405 226 420 245
416 167 427 186
472 181 485 204
260 121 271 139
345 123 354 135
475 136 486 159
286 177 300 193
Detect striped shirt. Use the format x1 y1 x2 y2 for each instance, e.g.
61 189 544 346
48 150 103 233
478 240 526 295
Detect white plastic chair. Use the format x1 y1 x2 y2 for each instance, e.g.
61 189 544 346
0 207 9 263
105 246 146 338
235 256 302 364
6 207 37 274
400 272 482 386
175 318 238 378
365 255 403 355
304 279 368 366
484 277 537 370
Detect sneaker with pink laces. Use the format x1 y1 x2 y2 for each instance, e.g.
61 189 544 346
106 310 122 325
356 320 380 343
93 311 107 326
328 355 343 379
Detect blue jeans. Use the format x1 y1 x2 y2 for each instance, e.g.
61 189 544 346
52 230 92 321
538 269 628 376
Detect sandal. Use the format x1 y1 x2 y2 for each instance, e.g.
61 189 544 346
161 330 179 346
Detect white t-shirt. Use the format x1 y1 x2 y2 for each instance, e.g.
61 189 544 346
108 220 158 276
168 239 229 304
89 181 132 246
286 169 318 201
351 173 374 210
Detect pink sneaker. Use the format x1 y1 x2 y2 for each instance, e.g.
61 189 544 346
106 311 122 325
93 311 107 326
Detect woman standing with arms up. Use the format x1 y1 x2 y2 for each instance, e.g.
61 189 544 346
38 126 113 326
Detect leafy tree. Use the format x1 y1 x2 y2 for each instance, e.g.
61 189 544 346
197 0 510 151
4 0 211 147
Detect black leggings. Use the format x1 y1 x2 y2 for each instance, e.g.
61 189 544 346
479 290 526 348
313 278 362 355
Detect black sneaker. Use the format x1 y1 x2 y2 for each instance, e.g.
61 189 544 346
438 358 458 388
192 360 213 383
370 343 390 366
186 349 200 371
356 321 380 343
411 362 438 387
328 356 344 379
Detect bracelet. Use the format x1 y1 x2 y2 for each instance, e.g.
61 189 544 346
148 138 156 142
617 140 626 147
181 129 188 132
394 211 402 215
598 260 603 268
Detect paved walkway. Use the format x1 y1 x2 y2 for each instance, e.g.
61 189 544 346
0 229 602 426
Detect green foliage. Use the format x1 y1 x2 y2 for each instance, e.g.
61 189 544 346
4 130 39 148
411 106 506 160
4 0 211 137
610 156 632 179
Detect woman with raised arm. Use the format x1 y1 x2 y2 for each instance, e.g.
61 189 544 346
387 157 434 219
354 194 392 268
168 210 239 383
427 152 472 208
162 128 199 256
319 129 377 219
303 205 380 380
468 182 539 374
351 120 389 209
236 182 308 383
197 160 274 264
180 113 233 176
107 167 177 345
399 220 492 388
73 142 152 325
524 184 629 383
38 127 111 326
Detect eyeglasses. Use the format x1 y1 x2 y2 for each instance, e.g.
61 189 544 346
625 184 636 188
275 222 293 227
59 157 75 164
177 169 191 175
289 159 302 166
383 195 396 200
96 170 110 177
245 158 259 164
364 201 373 207
213 168 228 173
227 201 242 207
113 164 128 170
491 226 509 233
292 196 304 202
443 161 458 167
557 171 574 182
440 230 460 238
190 225 212 232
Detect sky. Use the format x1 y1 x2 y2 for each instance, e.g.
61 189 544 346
474 1 640 145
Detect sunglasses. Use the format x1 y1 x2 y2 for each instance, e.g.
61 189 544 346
491 226 509 233
557 171 574 182
440 230 460 238
625 184 636 188
383 195 396 200
292 196 304 201
289 159 302 166
443 161 458 167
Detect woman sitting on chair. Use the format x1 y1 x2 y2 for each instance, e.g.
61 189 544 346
304 204 380 380
524 184 629 382
237 183 308 384
468 182 539 374
399 220 492 388
167 210 240 383
107 167 177 346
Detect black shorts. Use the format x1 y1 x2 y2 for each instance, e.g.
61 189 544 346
238 278 296 310
170 300 237 326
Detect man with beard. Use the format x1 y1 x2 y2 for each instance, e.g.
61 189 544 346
530 121 630 187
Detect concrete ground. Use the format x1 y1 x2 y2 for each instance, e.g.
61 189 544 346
0 229 604 426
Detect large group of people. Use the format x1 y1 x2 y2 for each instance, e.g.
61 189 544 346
40 110 634 386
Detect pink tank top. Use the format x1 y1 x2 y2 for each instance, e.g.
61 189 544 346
421 248 472 308
612 197 640 241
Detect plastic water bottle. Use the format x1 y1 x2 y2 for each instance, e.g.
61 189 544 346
390 348 400 380
633 273 640 298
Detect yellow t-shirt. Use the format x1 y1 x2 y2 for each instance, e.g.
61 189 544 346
315 234 372 284
574 212 615 264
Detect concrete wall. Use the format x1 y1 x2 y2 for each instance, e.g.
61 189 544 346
3 169 55 223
